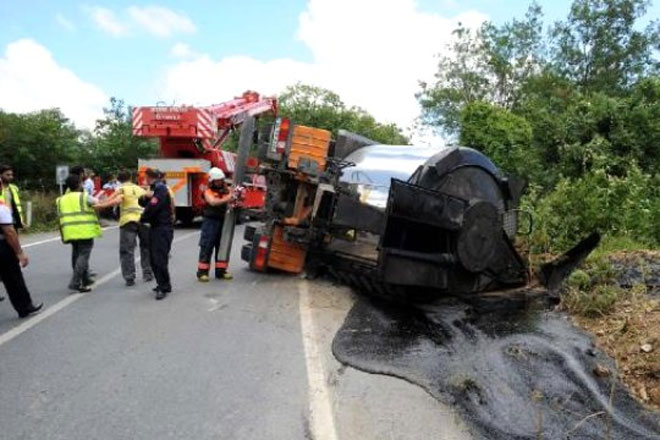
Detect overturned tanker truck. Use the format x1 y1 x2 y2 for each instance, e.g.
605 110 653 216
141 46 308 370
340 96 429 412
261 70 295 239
240 117 599 301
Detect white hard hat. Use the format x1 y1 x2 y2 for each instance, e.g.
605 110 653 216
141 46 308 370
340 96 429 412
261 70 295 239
208 167 225 181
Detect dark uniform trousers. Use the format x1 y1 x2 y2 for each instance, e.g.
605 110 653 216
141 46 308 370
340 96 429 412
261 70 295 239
0 240 34 314
197 217 225 277
150 226 173 291
70 239 94 288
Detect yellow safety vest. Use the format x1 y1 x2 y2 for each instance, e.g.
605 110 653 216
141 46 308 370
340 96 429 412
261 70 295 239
118 183 145 227
0 183 24 226
56 191 102 243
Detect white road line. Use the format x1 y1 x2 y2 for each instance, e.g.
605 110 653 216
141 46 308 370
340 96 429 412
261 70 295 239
299 281 339 440
23 225 120 248
0 230 199 347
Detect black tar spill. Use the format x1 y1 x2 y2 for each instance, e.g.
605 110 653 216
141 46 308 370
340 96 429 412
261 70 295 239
332 293 660 439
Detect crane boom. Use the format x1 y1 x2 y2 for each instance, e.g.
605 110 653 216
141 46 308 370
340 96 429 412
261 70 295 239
131 90 277 224
132 90 276 150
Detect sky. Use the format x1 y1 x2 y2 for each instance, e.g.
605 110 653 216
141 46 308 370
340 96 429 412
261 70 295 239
0 0 658 137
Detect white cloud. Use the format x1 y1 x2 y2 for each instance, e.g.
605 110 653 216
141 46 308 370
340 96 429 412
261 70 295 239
170 42 197 59
55 13 76 32
128 6 196 37
87 5 196 38
0 39 108 129
88 6 128 37
162 0 486 140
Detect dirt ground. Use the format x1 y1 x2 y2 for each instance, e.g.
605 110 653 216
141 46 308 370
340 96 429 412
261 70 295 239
572 289 660 412
564 250 660 413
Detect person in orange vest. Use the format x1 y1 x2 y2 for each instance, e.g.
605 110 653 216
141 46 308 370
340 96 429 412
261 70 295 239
197 168 233 282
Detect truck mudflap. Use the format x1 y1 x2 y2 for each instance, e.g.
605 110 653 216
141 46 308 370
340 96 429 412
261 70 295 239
538 232 602 296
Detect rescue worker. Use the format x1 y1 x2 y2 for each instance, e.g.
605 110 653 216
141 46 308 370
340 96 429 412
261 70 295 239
69 165 97 280
0 199 42 318
105 170 153 287
197 168 233 282
0 164 25 229
56 175 116 292
139 168 174 300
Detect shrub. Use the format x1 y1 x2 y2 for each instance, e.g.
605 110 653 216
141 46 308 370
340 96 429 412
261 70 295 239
561 284 625 317
523 162 660 254
22 190 59 232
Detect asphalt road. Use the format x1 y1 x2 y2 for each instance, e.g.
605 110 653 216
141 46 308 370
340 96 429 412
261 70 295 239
0 224 471 440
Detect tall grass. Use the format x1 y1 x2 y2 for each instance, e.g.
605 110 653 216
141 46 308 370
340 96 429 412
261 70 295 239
22 190 59 232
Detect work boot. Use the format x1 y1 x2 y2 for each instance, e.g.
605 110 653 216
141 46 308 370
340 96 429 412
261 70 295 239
18 302 43 319
83 276 95 287
69 284 92 293
197 270 210 282
155 288 169 300
126 279 136 287
215 270 233 280
143 273 154 283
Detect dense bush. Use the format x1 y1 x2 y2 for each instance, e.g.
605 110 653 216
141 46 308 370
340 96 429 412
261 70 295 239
420 0 660 253
522 164 660 253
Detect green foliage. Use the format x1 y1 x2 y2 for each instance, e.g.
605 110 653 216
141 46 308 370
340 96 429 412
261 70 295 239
459 101 539 180
279 83 409 144
562 284 626 317
523 163 660 253
0 109 81 189
0 98 158 189
421 0 660 253
23 190 59 232
567 269 591 290
551 0 660 93
418 4 545 133
82 98 158 179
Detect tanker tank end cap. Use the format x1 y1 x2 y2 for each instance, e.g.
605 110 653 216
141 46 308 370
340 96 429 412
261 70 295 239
208 167 226 182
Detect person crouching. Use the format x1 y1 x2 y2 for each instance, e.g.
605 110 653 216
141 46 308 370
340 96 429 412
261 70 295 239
197 168 233 282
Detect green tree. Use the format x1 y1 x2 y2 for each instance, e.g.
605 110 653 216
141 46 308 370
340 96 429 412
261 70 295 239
551 0 660 93
0 109 81 189
418 4 545 134
82 97 158 178
459 101 539 180
279 84 409 144
419 0 660 250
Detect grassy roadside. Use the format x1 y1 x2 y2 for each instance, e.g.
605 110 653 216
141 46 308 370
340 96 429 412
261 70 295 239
555 241 660 412
22 190 59 232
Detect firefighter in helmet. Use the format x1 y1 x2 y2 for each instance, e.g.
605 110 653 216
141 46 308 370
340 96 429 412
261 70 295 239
197 167 233 282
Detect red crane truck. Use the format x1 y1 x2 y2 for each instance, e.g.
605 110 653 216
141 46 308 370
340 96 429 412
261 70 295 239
131 91 277 223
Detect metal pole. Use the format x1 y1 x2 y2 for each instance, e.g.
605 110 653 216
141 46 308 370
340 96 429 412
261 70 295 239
217 116 255 266
26 201 32 228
